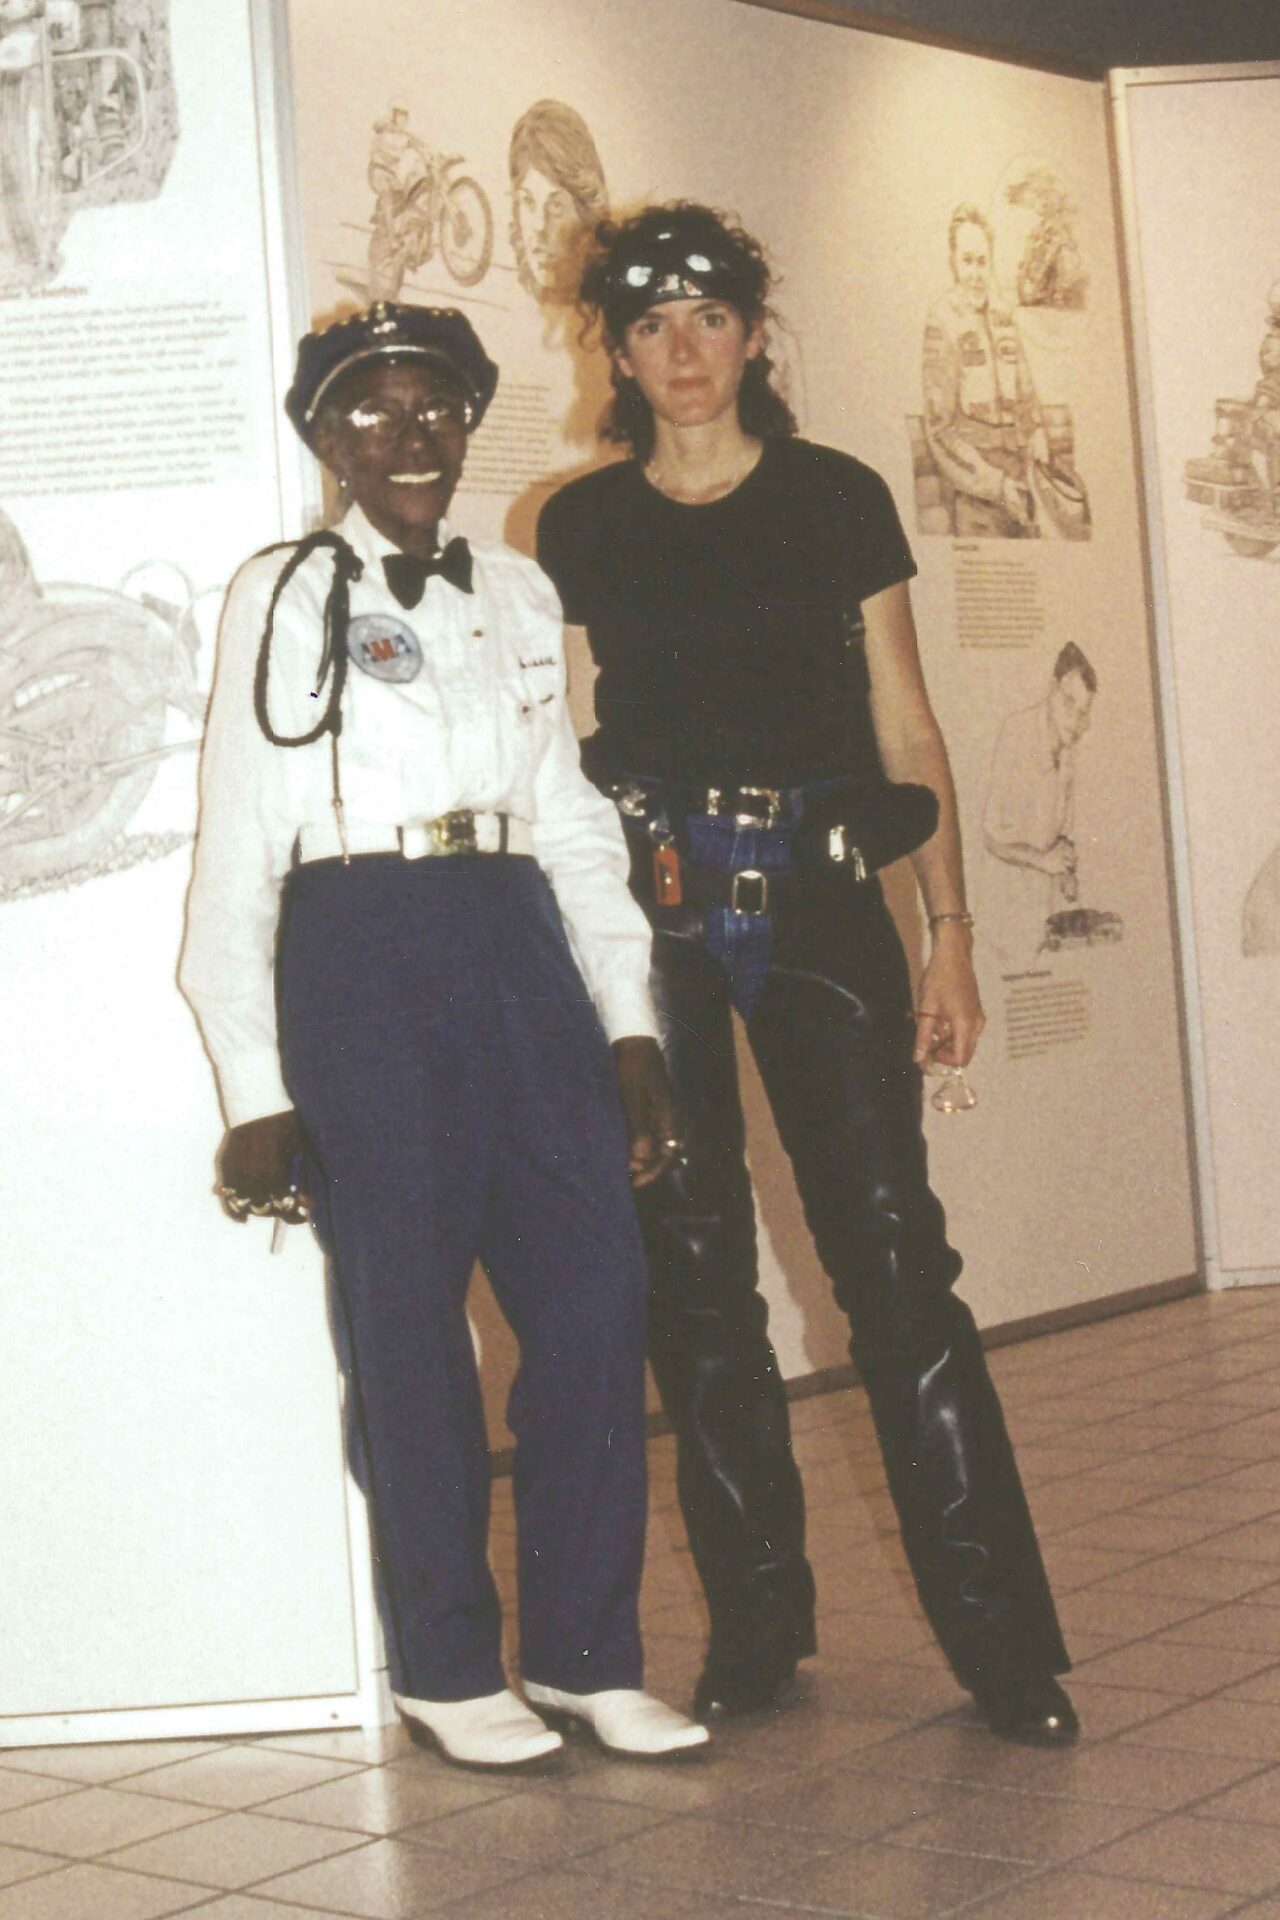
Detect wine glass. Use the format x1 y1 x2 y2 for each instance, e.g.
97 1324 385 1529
924 1063 978 1113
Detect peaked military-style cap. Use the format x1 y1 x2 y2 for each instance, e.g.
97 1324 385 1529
285 302 500 441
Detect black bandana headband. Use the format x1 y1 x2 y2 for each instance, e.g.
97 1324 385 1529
601 225 755 331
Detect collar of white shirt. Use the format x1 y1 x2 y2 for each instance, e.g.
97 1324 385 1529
339 501 458 573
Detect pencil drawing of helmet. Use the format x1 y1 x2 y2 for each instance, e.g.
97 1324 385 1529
507 98 608 303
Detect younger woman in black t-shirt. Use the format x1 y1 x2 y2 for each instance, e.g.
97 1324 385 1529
537 203 1077 1746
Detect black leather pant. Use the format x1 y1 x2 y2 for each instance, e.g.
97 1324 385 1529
637 875 1069 1691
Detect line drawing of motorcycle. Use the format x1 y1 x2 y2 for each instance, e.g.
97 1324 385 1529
0 533 215 902
0 1 150 289
365 106 494 300
1184 282 1280 560
1185 395 1280 559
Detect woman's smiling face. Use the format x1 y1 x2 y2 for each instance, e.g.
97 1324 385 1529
312 360 471 553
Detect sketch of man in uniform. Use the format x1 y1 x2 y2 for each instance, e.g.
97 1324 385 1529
983 643 1097 954
507 99 607 304
923 205 1051 538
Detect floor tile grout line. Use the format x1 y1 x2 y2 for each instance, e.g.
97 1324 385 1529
93 1818 379 1886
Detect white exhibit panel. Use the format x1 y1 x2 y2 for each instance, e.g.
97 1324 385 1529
1114 65 1280 1284
0 0 369 1743
287 0 1197 1426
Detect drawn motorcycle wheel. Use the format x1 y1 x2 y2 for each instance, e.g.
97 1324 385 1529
0 68 61 274
0 597 171 885
439 175 492 287
1224 532 1279 559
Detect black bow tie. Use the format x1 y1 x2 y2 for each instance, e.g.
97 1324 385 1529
383 537 473 608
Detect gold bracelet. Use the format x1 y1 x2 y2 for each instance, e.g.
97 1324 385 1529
929 911 974 929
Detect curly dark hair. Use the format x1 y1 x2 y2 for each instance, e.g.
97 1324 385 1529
578 202 797 461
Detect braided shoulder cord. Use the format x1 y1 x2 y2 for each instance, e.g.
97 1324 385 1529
252 530 364 749
251 529 365 863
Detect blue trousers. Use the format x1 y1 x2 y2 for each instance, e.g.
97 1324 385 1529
276 854 649 1701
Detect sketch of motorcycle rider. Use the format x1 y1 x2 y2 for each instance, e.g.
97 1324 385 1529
367 105 432 301
982 643 1097 955
923 205 1051 539
507 99 607 305
1007 168 1087 311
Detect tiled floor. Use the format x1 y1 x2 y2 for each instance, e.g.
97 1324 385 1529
12 1287 1280 1916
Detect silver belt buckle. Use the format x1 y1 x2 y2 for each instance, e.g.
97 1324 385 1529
730 868 768 915
432 810 479 855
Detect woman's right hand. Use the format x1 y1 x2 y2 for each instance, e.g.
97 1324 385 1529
216 1110 306 1222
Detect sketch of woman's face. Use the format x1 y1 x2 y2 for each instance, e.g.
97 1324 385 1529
512 166 581 296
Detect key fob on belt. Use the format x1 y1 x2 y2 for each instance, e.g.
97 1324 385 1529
653 842 683 907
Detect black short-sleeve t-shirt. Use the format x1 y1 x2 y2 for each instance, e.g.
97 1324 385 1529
536 436 917 786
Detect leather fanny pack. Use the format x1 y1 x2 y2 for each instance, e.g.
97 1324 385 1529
790 781 939 882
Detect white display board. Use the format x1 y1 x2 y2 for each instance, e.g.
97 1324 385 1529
1113 63 1280 1283
0 0 374 1745
287 0 1197 1427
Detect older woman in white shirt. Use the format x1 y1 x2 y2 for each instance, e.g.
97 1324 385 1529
180 303 706 1770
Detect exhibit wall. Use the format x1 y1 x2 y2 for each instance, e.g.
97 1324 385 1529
0 0 375 1742
1115 64 1280 1283
287 0 1198 1426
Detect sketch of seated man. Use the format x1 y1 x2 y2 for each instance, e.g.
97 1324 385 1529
982 643 1115 958
923 205 1051 539
1244 842 1280 958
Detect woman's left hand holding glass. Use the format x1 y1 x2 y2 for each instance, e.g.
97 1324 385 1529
913 929 985 1071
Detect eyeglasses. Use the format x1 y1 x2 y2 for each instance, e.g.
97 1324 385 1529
341 395 473 440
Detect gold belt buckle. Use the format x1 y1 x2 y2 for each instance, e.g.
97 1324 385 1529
432 810 478 854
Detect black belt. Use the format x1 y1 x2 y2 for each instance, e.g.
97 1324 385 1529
608 776 814 830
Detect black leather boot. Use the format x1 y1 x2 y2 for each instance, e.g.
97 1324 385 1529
972 1674 1080 1746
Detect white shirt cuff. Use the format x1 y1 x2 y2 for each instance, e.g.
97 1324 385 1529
216 1050 294 1131
595 978 661 1046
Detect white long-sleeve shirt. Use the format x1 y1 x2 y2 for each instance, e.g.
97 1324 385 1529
180 504 657 1127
